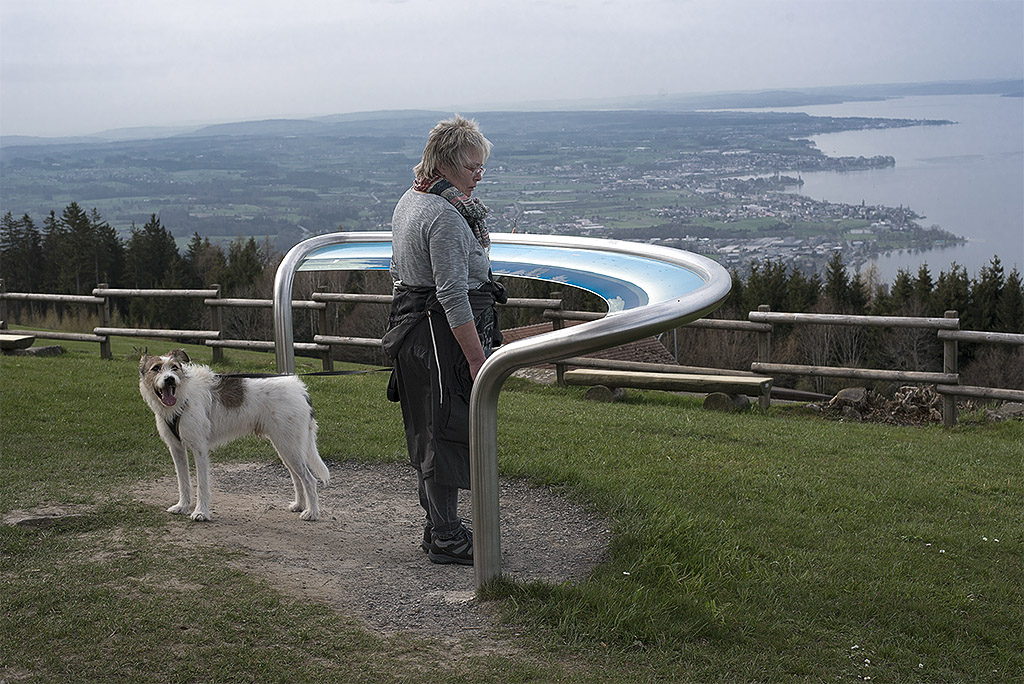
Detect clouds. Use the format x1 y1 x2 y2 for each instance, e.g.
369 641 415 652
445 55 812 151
1 0 1021 137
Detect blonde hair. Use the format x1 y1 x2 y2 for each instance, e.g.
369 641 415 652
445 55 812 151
413 114 491 181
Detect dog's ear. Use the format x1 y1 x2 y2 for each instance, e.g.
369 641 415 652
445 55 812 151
169 349 191 364
139 353 152 376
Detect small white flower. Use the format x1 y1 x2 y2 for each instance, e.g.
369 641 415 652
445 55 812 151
983 537 988 541
940 549 946 553
623 571 630 576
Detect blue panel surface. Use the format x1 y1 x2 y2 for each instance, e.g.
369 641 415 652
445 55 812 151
297 240 706 313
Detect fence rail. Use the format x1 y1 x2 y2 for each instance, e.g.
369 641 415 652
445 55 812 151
5 328 107 343
205 298 327 310
94 327 221 339
2 279 1022 426
93 287 220 298
749 310 961 330
1 292 105 305
750 362 959 385
938 329 1024 345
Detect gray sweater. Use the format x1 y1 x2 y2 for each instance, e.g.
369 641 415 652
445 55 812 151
390 188 491 328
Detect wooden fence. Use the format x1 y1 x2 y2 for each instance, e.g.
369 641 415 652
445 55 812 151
746 306 1015 427
2 281 1021 426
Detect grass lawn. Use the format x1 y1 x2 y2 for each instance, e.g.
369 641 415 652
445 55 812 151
2 338 1022 682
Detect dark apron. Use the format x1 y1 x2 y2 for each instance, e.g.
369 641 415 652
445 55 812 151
382 283 504 488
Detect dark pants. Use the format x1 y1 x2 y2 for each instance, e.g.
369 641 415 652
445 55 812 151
417 470 461 538
394 307 496 539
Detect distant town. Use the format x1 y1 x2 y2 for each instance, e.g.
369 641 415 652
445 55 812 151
501 164 956 278
476 113 960 277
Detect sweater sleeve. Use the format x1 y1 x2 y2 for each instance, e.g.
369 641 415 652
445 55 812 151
426 207 476 328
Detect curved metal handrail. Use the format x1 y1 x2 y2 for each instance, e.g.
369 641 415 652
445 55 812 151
468 235 730 587
272 232 731 588
272 232 384 373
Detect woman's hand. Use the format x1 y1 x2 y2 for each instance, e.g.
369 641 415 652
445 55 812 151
451 320 487 381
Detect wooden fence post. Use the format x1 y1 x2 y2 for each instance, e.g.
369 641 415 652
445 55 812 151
551 291 566 386
97 282 112 359
210 284 223 364
317 285 333 371
756 304 772 409
943 309 959 427
0 279 7 329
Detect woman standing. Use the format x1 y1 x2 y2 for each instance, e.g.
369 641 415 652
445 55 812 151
382 115 504 565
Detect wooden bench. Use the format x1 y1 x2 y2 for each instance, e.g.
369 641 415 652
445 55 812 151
0 333 35 353
562 368 773 409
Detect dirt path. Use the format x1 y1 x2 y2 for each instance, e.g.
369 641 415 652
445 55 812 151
133 460 610 642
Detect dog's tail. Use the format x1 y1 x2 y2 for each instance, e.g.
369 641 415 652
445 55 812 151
306 417 330 485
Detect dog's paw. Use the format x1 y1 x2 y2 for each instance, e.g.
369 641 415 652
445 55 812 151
190 509 212 522
299 508 319 522
288 500 304 513
167 502 190 515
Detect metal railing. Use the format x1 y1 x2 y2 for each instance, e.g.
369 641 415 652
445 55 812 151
271 232 733 588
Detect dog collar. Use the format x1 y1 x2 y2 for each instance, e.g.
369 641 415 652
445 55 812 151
165 400 187 441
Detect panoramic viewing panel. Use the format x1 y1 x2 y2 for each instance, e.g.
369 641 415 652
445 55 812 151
297 236 708 312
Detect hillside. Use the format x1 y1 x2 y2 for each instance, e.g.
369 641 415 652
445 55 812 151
0 92 959 266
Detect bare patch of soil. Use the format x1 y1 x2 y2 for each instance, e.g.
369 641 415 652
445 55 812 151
132 460 610 643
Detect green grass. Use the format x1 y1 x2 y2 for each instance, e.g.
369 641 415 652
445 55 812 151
2 338 1022 681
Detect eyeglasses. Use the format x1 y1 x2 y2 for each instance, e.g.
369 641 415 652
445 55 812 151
463 164 486 177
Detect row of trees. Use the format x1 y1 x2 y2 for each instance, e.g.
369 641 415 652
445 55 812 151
1 204 272 329
725 251 1023 334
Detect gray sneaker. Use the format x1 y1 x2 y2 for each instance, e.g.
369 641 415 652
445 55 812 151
428 525 473 565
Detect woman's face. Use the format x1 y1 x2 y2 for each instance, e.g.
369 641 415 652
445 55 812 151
443 149 485 196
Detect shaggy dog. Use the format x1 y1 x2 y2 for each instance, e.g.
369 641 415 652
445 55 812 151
139 350 329 521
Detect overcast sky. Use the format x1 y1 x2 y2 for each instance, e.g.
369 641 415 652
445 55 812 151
1 0 1021 138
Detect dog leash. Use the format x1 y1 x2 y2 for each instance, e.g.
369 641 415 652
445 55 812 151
219 368 392 379
163 369 392 441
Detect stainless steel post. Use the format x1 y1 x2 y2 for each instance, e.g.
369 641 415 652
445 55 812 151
273 232 389 374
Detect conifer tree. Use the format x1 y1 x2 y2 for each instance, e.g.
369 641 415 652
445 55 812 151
61 202 94 293
89 208 124 288
40 210 69 293
745 258 789 311
784 267 820 313
995 267 1023 333
724 269 746 315
967 256 1004 332
933 263 970 317
913 264 934 314
224 236 267 295
0 212 43 292
124 215 186 326
184 233 228 287
125 215 181 288
848 270 869 314
887 269 915 313
823 250 851 311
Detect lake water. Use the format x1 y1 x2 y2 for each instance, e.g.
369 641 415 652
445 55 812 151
749 94 1023 282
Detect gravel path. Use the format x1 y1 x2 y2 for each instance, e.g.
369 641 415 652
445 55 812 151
133 459 610 643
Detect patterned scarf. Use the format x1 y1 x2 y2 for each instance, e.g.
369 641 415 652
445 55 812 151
414 174 490 250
